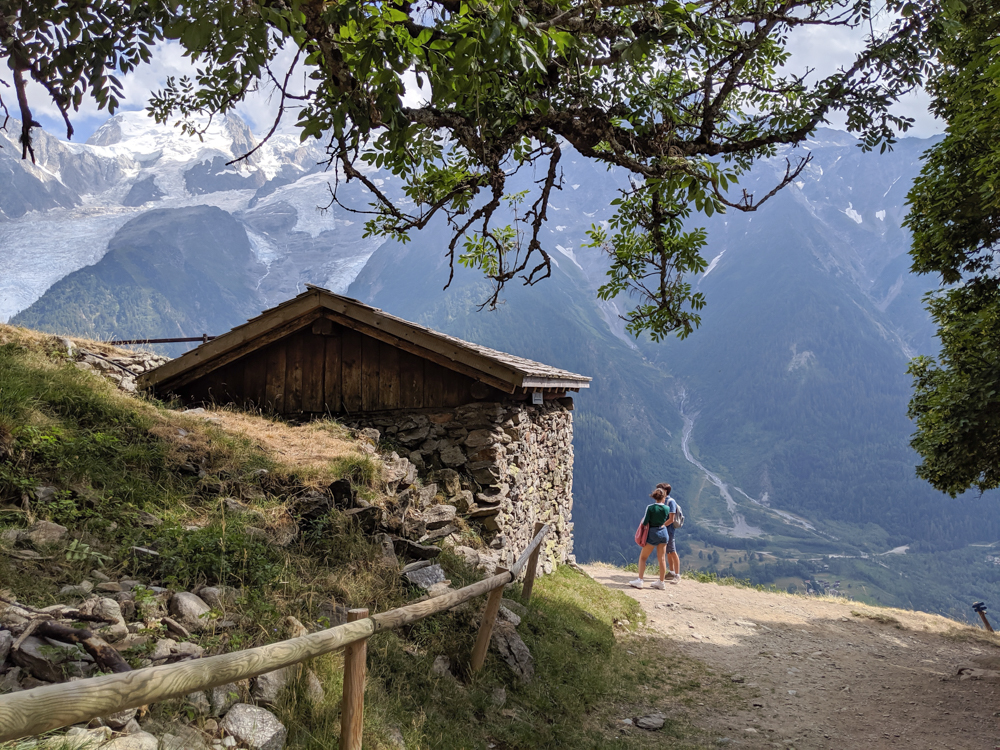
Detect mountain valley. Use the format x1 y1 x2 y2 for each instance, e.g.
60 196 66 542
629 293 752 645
4 113 1000 623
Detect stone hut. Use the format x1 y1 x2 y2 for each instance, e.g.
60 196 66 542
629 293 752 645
138 286 590 569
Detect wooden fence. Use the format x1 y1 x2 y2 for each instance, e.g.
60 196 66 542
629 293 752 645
0 523 549 748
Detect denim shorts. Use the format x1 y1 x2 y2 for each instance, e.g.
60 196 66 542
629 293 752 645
647 525 669 546
664 523 676 554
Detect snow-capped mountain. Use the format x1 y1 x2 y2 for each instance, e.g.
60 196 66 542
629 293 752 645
0 111 389 324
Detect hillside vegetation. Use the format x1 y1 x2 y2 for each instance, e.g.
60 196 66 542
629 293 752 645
0 324 722 750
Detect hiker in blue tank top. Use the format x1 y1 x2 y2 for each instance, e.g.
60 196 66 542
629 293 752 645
629 486 677 589
657 482 681 582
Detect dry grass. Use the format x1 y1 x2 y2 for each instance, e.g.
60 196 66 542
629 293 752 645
196 408 370 484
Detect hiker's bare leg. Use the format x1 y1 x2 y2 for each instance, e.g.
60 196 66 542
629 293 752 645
657 545 667 582
638 544 654 579
668 550 680 577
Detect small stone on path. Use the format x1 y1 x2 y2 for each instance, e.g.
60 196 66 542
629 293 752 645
636 713 665 730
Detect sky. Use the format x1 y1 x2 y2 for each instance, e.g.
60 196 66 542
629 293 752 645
0 17 941 146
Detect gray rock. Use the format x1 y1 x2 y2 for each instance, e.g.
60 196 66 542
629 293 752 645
59 581 94 597
89 569 111 583
97 581 123 593
169 592 213 631
0 666 23 693
427 469 461 497
452 546 480 568
500 599 527 618
100 731 159 750
162 616 191 639
452 490 475 513
378 533 399 565
305 669 325 704
210 682 243 716
137 512 162 527
422 505 457 530
25 521 68 546
220 704 287 750
420 524 457 543
252 666 295 706
491 621 534 683
12 635 71 682
199 586 237 611
0 628 12 663
403 564 447 590
438 445 467 467
392 538 441 561
186 690 213 716
492 686 507 706
498 606 521 627
636 713 666 730
431 655 452 677
101 707 138 729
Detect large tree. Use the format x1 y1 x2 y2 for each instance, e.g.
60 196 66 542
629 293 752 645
2 0 928 338
905 2 1000 496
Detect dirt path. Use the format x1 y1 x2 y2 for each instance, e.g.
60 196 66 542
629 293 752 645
584 564 1000 749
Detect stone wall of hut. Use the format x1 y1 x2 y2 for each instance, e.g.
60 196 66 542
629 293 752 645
349 399 575 574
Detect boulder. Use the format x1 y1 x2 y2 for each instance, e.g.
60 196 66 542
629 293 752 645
252 666 295 706
452 546 480 568
378 533 399 565
305 669 325 704
100 708 138 729
344 506 382 534
636 713 666 730
0 666 23 693
12 635 71 682
431 655 452 677
58 581 94 597
25 521 68 546
403 564 447 590
438 445 467 467
420 524 457 543
137 512 162 527
491 621 534 683
169 592 213 632
453 490 475 513
198 586 237 611
392 538 441 561
209 682 243 716
185 690 212 717
422 505 457 530
427 469 462 497
220 704 287 750
383 454 418 490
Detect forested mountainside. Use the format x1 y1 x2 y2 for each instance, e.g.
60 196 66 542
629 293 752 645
6 112 1000 621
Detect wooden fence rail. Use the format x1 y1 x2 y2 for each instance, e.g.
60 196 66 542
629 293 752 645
0 524 550 744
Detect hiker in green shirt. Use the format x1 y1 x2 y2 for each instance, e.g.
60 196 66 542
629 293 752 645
630 487 674 590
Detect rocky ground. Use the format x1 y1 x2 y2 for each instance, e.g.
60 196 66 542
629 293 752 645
586 564 1000 749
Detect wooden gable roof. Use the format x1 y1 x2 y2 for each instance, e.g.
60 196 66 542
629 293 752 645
138 286 591 396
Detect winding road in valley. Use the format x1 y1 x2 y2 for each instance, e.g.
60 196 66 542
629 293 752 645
678 397 762 538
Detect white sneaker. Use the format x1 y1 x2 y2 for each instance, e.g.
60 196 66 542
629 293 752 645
668 575 680 584
628 578 644 589
650 580 666 590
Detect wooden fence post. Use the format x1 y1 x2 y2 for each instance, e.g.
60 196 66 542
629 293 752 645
470 567 508 673
521 522 545 603
340 608 369 750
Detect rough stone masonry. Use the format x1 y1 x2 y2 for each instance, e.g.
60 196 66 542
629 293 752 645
351 398 576 574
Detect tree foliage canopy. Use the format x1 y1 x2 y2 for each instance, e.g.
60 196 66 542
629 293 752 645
3 0 928 337
905 1 1000 496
